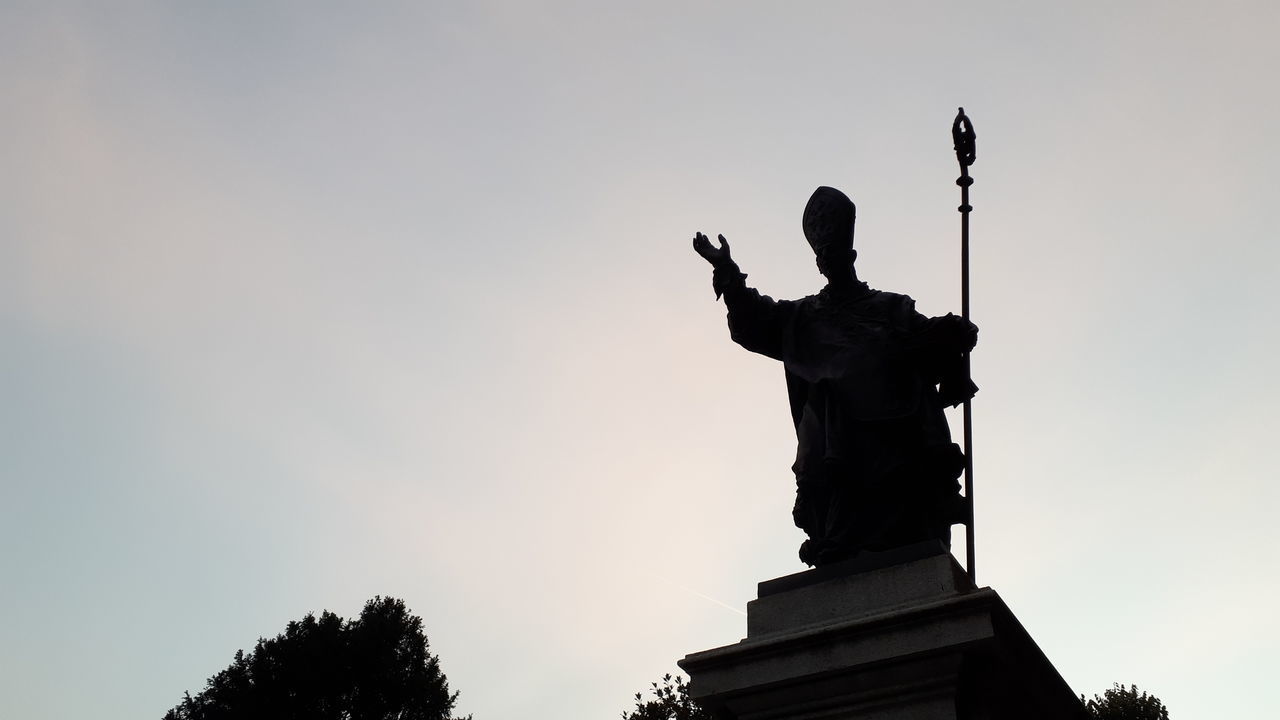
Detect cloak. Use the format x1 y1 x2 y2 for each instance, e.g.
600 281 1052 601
713 262 976 563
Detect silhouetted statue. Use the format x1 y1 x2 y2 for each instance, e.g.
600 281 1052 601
693 187 977 566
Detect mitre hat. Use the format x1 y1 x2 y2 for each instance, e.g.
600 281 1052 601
802 186 856 254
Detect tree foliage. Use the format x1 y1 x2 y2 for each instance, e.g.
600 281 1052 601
164 596 468 720
622 673 710 720
625 676 1172 720
1083 683 1169 720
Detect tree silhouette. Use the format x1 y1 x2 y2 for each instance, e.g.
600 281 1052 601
622 673 710 720
1083 683 1169 720
164 596 468 720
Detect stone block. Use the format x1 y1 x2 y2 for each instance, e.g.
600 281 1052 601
679 549 1090 720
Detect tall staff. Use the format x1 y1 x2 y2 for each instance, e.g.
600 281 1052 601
952 107 977 584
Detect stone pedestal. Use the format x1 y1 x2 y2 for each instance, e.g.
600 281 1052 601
678 544 1090 720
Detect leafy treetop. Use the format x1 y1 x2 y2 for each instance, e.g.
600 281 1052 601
164 596 468 720
1083 683 1169 720
622 674 710 720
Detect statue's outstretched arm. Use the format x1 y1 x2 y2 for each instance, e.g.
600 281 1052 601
692 232 731 267
692 232 737 299
691 232 791 360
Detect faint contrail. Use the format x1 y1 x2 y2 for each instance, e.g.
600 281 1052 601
652 573 747 617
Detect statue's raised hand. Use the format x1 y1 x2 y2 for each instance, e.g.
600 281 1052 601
693 232 732 267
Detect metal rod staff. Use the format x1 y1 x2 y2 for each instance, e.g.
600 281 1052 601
952 107 977 584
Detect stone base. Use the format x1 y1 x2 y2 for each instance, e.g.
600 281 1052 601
678 544 1089 720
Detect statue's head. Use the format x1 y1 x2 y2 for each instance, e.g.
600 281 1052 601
803 186 857 279
803 186 855 255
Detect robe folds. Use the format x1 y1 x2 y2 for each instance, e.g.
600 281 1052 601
713 261 977 564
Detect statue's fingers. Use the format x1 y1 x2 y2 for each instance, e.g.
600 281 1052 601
693 233 711 256
717 233 730 249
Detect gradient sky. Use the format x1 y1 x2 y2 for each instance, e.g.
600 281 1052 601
4 2 1278 718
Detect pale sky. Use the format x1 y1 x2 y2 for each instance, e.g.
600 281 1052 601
3 2 1278 718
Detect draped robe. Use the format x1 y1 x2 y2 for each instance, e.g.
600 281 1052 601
713 263 976 566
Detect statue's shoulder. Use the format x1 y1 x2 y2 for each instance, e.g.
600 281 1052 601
797 285 915 313
867 287 914 303
864 288 918 312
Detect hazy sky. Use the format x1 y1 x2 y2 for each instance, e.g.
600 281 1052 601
4 2 1278 718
